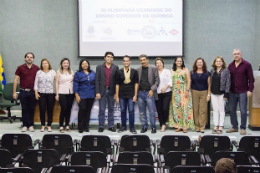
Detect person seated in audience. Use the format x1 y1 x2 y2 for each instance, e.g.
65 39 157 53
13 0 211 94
215 158 236 173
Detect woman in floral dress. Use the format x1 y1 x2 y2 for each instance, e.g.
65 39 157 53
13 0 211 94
168 57 195 132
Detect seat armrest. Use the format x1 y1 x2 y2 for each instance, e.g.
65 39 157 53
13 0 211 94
108 168 112 173
250 155 259 164
13 154 22 162
156 140 161 148
231 140 239 148
164 168 170 173
194 140 199 146
153 154 156 163
114 154 118 163
200 154 206 165
40 168 49 173
111 139 115 146
160 154 165 163
204 154 211 164
97 168 102 173
107 154 111 163
60 154 66 162
33 139 40 148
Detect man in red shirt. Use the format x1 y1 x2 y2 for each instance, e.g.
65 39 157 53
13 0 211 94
13 52 39 132
226 49 254 135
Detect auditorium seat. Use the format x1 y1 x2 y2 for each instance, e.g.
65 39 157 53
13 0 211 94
0 133 39 162
209 151 251 166
232 136 260 164
78 135 115 162
22 149 61 173
115 151 155 166
195 135 232 162
48 165 95 173
0 83 21 123
171 165 215 173
236 165 260 173
160 151 202 173
0 167 34 173
0 149 13 168
156 135 195 167
109 164 157 173
116 135 155 154
70 151 109 173
40 134 77 164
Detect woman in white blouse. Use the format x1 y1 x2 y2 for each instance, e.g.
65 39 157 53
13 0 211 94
34 58 56 132
55 58 74 133
155 57 172 132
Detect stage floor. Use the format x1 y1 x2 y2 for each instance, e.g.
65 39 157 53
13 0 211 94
0 111 258 143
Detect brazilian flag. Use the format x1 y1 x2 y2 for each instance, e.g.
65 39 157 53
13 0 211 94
0 53 6 90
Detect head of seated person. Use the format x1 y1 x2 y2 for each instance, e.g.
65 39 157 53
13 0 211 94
215 158 236 173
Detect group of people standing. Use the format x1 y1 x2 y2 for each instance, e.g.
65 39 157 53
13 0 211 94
13 49 254 135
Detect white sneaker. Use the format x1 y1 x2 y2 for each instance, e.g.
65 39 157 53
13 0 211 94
29 126 35 132
21 126 28 132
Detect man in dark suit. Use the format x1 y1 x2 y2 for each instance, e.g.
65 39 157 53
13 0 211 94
137 54 159 133
95 51 119 132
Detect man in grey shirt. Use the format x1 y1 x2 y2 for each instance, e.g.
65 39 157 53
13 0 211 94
137 54 159 133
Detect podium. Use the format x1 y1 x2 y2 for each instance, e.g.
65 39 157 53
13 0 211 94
34 100 61 122
249 71 260 130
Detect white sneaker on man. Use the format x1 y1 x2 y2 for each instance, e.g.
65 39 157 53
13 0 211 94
21 126 28 132
29 126 35 132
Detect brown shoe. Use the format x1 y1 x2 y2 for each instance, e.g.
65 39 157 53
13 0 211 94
226 128 238 133
240 129 247 135
183 128 188 133
175 128 182 132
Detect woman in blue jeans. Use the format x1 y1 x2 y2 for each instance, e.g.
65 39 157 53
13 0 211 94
73 59 95 133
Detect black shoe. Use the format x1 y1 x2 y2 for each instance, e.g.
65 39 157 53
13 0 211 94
84 128 89 132
130 128 137 134
98 127 104 132
151 128 156 134
108 127 116 132
140 127 147 133
118 127 126 133
78 130 83 133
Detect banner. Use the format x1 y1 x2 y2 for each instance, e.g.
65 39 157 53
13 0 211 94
0 54 6 90
70 99 158 124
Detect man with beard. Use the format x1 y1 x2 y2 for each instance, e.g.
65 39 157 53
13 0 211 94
13 52 39 132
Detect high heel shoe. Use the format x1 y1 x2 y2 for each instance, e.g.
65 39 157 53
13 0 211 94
175 128 182 132
160 125 166 132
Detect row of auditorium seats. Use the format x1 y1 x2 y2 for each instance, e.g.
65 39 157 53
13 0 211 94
0 134 260 173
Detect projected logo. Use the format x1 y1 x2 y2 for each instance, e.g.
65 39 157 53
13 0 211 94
141 26 156 39
157 27 168 35
127 29 140 35
102 27 113 35
87 25 95 34
169 29 179 35
85 25 96 39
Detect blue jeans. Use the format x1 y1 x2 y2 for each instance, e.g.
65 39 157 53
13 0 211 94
119 98 135 129
137 91 156 129
98 89 115 128
19 90 36 128
229 91 248 129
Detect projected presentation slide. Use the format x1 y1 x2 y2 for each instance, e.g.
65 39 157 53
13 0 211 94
78 0 183 57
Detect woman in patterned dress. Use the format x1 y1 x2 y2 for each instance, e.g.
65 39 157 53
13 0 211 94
168 57 195 133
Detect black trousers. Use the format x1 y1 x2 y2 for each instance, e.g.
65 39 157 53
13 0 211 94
38 93 55 126
59 94 74 127
78 98 95 131
155 91 172 127
19 90 36 127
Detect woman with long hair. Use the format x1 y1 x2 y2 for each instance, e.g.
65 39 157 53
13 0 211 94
55 58 74 133
73 59 96 133
168 57 195 133
210 56 230 134
190 58 211 133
